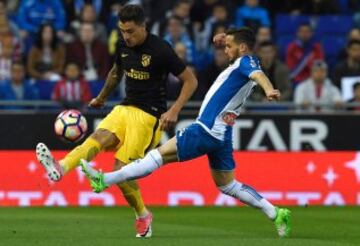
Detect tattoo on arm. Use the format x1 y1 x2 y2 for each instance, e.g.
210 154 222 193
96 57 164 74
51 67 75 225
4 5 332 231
98 64 122 99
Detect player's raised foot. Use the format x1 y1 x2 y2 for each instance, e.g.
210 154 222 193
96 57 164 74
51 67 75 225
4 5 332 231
135 212 153 238
80 159 108 193
36 142 63 181
274 207 291 238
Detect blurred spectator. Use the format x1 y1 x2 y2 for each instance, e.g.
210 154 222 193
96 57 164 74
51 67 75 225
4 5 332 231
108 28 121 60
63 0 103 24
166 42 189 100
294 60 342 112
252 41 291 101
197 46 228 99
0 1 22 81
104 1 124 33
67 3 108 43
286 23 324 85
256 26 271 43
164 16 196 64
333 40 360 89
66 22 110 80
17 0 66 39
347 82 360 111
196 3 229 51
0 37 12 81
52 62 92 106
235 0 270 30
27 24 65 81
254 26 272 51
4 0 20 17
174 42 188 62
151 0 193 38
0 62 39 107
0 0 21 42
337 28 360 61
190 0 224 24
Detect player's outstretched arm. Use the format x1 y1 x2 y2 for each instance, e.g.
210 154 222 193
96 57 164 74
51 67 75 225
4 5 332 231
89 64 122 108
250 71 281 101
160 67 198 130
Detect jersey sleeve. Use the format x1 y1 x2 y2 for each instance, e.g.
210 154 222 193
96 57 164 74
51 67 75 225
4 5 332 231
162 42 186 76
238 55 262 78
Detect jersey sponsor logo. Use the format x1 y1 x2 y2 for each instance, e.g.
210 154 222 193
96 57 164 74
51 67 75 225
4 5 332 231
124 69 150 80
121 53 129 58
222 112 237 126
141 54 151 67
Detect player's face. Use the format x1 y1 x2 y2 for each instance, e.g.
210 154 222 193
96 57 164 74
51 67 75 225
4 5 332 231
119 21 146 47
225 35 242 62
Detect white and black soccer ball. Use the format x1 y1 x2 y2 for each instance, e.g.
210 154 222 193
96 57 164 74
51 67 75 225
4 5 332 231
54 109 88 143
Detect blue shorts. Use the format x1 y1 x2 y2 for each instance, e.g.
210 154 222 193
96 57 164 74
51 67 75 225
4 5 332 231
176 123 235 171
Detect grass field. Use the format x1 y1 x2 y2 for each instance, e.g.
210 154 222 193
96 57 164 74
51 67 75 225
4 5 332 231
1 206 359 246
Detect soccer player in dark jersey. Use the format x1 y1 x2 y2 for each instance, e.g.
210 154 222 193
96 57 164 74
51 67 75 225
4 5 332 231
35 5 198 238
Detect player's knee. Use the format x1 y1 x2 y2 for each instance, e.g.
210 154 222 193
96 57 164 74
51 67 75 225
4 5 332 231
91 129 119 149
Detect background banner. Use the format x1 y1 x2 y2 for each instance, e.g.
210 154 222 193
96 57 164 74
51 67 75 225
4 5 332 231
1 151 359 206
1 113 359 150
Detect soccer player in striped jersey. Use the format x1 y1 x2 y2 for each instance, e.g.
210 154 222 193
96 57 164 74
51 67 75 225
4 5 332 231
81 27 291 238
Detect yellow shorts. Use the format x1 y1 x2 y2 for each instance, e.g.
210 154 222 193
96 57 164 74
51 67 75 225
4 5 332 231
96 105 162 164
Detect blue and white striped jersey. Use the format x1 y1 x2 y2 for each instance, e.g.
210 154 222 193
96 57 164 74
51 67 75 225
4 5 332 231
196 55 262 141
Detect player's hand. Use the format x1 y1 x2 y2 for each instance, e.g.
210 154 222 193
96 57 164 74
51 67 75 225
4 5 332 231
88 97 106 108
213 33 226 47
266 89 281 101
160 109 179 131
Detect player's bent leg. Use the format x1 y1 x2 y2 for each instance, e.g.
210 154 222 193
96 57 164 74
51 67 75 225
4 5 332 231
114 160 149 216
60 129 119 173
36 143 63 181
114 160 153 238
82 136 179 188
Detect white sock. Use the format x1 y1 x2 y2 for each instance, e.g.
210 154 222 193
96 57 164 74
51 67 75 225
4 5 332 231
104 149 163 185
219 180 277 220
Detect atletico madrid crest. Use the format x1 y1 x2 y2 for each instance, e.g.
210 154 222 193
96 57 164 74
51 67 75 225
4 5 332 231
141 54 151 67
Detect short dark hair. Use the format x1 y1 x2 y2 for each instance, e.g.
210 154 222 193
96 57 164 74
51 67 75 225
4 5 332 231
258 40 275 48
347 39 360 48
298 22 312 30
226 27 256 50
174 0 191 8
66 61 81 69
118 4 145 25
353 82 360 91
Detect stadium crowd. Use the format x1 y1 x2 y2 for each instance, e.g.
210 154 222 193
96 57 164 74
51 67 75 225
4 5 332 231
0 0 360 111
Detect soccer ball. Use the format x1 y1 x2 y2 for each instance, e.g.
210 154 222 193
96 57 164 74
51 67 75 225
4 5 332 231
54 109 88 143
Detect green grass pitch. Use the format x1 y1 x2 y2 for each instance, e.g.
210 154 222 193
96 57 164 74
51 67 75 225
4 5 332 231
1 207 359 246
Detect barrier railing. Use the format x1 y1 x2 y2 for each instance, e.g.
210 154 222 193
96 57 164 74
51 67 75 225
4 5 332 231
1 100 360 113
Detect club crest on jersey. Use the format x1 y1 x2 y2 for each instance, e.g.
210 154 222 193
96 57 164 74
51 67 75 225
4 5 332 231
222 112 237 126
141 54 151 67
